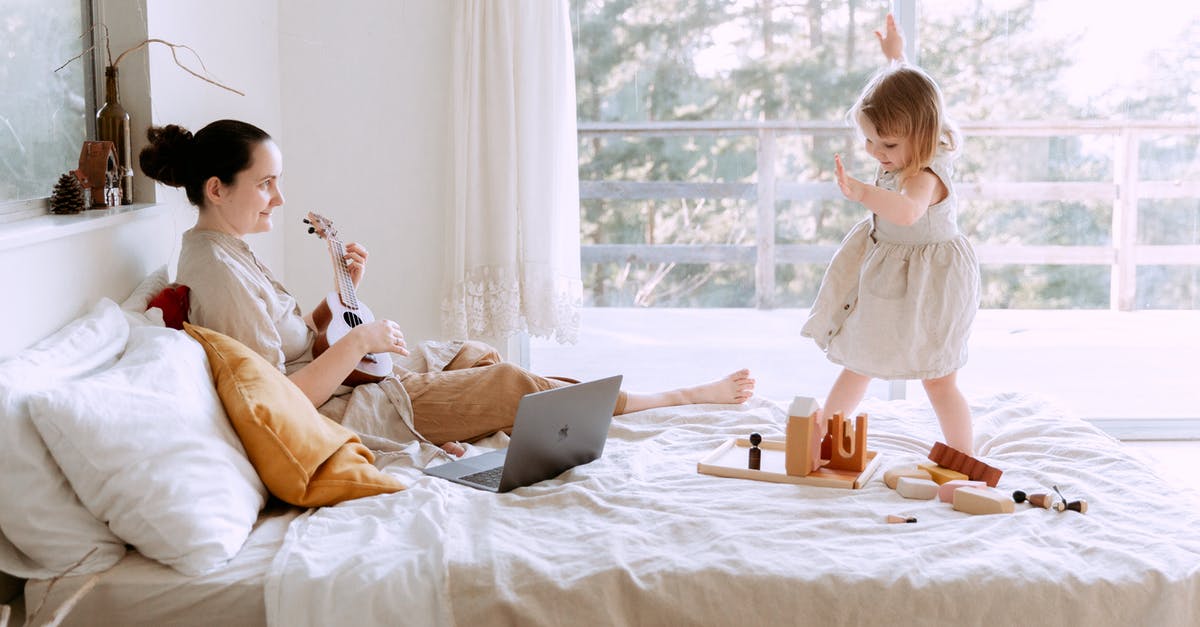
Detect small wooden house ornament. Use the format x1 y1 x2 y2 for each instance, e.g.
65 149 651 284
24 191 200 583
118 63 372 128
78 140 122 208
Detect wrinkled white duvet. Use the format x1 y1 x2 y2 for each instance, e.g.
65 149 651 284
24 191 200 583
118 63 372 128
265 394 1200 626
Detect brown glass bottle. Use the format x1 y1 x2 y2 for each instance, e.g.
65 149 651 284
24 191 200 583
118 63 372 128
96 66 133 204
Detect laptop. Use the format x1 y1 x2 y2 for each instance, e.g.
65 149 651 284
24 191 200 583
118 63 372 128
423 375 623 493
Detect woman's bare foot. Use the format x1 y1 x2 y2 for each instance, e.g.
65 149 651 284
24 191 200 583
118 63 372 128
619 369 756 414
681 369 756 405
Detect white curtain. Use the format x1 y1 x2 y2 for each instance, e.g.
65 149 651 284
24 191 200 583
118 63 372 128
443 0 582 344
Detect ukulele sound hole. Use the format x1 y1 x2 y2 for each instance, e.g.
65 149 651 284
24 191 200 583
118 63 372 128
342 311 364 328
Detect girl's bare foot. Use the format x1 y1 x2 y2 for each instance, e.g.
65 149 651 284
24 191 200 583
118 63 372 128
681 369 755 405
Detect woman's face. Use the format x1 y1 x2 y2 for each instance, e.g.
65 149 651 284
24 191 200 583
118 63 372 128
858 113 911 173
203 140 285 237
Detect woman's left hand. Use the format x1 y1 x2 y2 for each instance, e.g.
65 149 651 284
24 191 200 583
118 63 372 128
343 242 368 288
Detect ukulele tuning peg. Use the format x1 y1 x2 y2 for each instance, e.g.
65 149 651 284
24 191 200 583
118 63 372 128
308 227 316 234
302 218 310 224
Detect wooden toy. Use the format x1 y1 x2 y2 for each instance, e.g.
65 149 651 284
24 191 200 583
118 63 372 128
896 476 939 500
883 466 932 490
697 437 881 489
917 463 969 485
696 395 881 490
937 479 986 503
748 432 762 470
1012 490 1054 509
824 413 868 472
784 397 822 477
952 486 1015 515
1051 485 1088 514
927 442 1003 487
886 514 917 524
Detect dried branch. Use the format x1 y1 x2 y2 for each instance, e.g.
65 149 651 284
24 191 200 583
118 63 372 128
40 574 100 627
54 23 111 72
113 38 245 96
56 33 245 97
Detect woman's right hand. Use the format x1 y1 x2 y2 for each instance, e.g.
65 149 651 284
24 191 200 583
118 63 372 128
351 319 410 357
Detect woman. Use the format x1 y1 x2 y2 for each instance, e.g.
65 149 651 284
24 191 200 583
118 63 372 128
139 119 755 456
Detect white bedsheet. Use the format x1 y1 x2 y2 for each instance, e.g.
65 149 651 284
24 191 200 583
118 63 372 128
266 394 1200 626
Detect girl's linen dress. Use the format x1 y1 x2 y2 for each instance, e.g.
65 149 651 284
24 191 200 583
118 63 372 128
801 153 980 380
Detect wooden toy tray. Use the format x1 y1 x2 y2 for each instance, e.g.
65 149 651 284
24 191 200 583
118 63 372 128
697 437 881 489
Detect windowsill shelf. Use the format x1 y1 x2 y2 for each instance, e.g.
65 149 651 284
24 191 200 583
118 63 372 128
0 203 168 252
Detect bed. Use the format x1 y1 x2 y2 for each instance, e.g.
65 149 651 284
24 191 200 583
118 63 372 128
4 269 1200 627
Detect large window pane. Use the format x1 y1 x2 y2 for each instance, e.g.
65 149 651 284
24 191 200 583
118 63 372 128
0 0 93 214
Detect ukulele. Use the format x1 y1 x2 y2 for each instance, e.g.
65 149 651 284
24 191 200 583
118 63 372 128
303 211 393 385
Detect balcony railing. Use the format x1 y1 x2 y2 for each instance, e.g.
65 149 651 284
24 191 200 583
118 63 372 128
578 120 1200 310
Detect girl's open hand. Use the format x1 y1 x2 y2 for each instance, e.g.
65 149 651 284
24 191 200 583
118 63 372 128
343 242 368 288
834 154 866 203
874 13 905 62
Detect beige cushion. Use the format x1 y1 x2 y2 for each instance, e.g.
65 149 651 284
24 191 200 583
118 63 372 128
184 323 405 507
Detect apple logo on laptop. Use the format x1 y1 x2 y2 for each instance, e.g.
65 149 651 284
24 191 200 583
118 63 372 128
558 424 569 441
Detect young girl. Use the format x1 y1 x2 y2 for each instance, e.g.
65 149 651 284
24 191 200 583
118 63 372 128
801 14 980 454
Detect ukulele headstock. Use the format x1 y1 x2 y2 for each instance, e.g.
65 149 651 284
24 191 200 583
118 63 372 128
303 212 338 241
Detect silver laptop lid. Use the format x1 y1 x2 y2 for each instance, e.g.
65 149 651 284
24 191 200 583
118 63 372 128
496 374 623 492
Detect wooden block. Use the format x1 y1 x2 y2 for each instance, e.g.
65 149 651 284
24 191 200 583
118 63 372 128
952 486 1016 515
937 479 986 503
927 442 1003 487
917 463 969 485
696 437 882 489
825 413 868 472
785 396 823 477
896 476 939 500
883 465 932 490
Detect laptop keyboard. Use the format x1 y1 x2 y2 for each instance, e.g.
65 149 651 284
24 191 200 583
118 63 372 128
460 466 504 489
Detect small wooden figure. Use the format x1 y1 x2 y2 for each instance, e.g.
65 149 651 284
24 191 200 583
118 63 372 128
886 514 918 524
1013 490 1054 509
747 432 762 470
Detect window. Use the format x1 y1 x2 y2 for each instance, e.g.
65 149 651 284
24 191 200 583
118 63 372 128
534 0 1200 432
0 0 97 222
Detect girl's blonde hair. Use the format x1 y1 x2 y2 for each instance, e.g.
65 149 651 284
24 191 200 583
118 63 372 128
849 64 960 186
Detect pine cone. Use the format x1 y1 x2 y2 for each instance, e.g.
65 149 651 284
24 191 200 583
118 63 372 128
50 172 87 214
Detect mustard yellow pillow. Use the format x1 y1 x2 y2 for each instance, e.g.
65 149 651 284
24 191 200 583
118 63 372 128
184 323 405 507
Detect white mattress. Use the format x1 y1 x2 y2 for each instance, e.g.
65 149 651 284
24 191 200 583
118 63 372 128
22 503 300 627
266 393 1200 627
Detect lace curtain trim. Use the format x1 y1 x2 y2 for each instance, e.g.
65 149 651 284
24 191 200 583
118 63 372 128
442 265 581 344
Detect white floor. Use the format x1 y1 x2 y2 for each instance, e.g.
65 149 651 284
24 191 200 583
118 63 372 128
530 307 1200 496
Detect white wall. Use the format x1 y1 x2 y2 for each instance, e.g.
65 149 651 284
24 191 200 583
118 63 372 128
145 0 286 273
1 1 453 359
278 1 454 346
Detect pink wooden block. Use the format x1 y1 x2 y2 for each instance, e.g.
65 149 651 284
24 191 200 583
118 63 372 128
937 479 986 503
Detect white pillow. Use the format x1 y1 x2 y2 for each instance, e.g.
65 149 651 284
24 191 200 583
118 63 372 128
120 264 170 312
0 299 130 578
29 325 268 576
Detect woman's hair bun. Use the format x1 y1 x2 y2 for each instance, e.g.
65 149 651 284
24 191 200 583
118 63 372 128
139 124 195 188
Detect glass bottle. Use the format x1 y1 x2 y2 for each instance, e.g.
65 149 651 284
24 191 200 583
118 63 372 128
96 65 133 204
